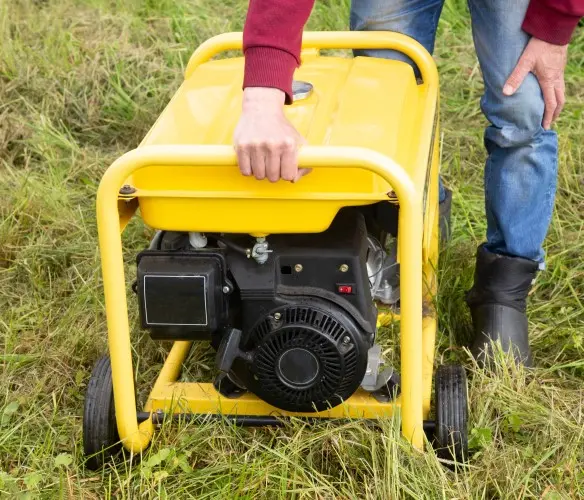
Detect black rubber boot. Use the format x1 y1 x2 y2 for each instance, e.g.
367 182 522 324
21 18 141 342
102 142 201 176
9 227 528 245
466 244 539 368
439 187 452 243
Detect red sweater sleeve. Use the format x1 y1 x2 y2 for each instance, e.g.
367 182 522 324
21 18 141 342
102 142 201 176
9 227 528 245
242 0 315 103
523 0 584 45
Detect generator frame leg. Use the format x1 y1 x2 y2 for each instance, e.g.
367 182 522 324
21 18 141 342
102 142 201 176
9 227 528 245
97 183 154 454
395 200 424 449
144 341 193 413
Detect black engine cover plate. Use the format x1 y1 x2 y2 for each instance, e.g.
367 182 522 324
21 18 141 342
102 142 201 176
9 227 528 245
241 301 370 413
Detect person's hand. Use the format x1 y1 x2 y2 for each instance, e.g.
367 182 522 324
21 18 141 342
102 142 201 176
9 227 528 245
503 37 568 130
233 87 310 182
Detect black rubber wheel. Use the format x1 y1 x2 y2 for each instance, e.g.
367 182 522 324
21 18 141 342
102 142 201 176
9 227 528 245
83 356 121 470
434 364 469 463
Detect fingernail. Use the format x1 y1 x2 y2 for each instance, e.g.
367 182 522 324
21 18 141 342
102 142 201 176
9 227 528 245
503 84 514 96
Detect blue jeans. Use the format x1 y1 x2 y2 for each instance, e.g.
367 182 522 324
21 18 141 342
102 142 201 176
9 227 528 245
351 0 558 264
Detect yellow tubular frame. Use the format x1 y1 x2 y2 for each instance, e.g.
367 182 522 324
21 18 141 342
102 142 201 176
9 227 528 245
97 31 438 454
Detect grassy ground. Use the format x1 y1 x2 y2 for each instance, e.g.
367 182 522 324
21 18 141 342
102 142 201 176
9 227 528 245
1 0 583 497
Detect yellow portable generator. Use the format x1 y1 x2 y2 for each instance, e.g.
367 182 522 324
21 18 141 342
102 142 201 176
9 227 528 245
83 31 468 470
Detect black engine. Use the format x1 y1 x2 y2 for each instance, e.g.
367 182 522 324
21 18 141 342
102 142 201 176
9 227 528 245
136 209 383 412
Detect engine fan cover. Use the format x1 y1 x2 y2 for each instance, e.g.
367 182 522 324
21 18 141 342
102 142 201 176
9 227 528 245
246 304 370 412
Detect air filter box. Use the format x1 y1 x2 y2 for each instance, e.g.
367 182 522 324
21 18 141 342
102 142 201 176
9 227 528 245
136 251 227 340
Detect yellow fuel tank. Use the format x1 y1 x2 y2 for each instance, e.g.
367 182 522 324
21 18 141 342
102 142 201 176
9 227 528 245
130 32 437 235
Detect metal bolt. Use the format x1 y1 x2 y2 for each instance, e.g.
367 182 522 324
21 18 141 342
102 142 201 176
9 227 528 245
342 335 351 344
340 264 349 272
119 184 136 195
273 312 281 320
294 264 303 272
222 286 230 294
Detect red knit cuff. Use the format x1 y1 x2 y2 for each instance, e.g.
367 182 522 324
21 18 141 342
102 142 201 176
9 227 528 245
243 46 298 104
243 47 298 104
522 2 581 45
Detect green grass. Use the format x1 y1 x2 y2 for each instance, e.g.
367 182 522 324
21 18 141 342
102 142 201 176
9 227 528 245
1 0 583 497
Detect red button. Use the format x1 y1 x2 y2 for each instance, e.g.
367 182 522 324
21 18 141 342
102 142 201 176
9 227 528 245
338 285 352 294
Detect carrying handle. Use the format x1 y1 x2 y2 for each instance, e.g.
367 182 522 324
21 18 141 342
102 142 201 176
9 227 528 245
184 31 438 88
99 145 419 209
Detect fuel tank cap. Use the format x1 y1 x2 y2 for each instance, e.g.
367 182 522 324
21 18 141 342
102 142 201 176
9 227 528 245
292 80 313 102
